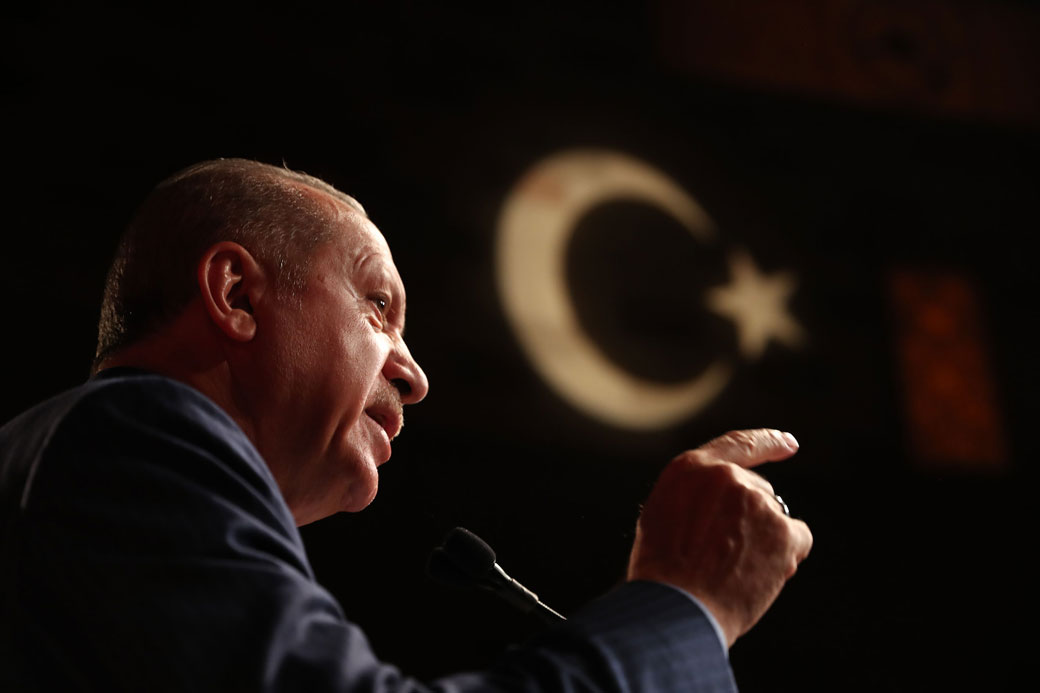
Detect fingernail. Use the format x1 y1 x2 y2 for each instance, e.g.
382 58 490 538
782 432 799 450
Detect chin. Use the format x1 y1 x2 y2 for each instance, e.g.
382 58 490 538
341 481 379 513
337 461 380 513
292 470 378 525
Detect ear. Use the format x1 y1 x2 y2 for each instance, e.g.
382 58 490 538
197 241 267 342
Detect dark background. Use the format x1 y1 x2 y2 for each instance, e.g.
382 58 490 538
5 1 1037 690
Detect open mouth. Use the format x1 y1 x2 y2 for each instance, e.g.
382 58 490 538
364 408 402 441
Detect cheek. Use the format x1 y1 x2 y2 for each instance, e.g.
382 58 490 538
343 323 393 377
326 326 393 413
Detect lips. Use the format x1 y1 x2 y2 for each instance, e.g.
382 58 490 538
364 407 402 442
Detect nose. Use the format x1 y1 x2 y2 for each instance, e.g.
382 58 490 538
384 338 429 405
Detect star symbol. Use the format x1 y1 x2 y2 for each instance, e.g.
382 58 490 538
705 250 805 360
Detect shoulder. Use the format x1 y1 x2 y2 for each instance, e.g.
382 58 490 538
46 369 254 461
1 373 321 689
1 369 241 463
3 370 296 542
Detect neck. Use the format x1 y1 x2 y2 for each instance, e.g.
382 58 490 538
97 306 257 445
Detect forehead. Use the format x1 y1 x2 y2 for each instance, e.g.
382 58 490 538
333 206 391 264
320 200 404 295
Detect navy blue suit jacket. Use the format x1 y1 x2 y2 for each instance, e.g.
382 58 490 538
0 369 736 691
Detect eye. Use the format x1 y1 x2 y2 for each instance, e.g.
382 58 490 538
369 293 389 315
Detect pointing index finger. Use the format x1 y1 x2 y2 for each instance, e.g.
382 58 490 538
699 429 800 469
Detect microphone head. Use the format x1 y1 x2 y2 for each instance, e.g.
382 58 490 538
426 527 567 624
440 527 497 577
426 547 476 588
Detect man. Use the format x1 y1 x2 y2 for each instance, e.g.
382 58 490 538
0 159 812 691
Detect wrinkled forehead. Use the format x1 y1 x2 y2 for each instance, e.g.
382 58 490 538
290 179 367 226
337 207 391 262
294 183 398 281
330 203 402 286
294 184 384 256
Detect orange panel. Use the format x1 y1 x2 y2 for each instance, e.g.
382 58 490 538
888 270 1007 470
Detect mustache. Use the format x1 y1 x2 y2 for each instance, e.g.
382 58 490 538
369 380 405 436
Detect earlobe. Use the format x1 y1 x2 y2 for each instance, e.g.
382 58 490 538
197 242 266 342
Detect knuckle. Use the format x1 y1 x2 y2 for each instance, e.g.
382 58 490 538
748 470 775 496
751 489 780 520
673 448 711 467
798 523 814 556
781 521 814 566
716 473 756 514
705 461 740 487
725 429 758 456
671 449 699 466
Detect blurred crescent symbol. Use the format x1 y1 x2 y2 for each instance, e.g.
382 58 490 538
495 149 733 430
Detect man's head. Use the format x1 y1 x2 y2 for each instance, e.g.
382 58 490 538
96 159 428 524
95 159 362 368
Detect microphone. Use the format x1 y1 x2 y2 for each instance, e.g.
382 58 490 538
427 527 566 626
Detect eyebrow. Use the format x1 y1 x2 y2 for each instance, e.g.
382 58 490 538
352 251 408 335
391 294 407 338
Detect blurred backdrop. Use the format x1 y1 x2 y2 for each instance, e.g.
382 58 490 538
5 1 1038 690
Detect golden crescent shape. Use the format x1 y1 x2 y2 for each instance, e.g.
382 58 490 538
495 148 733 430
